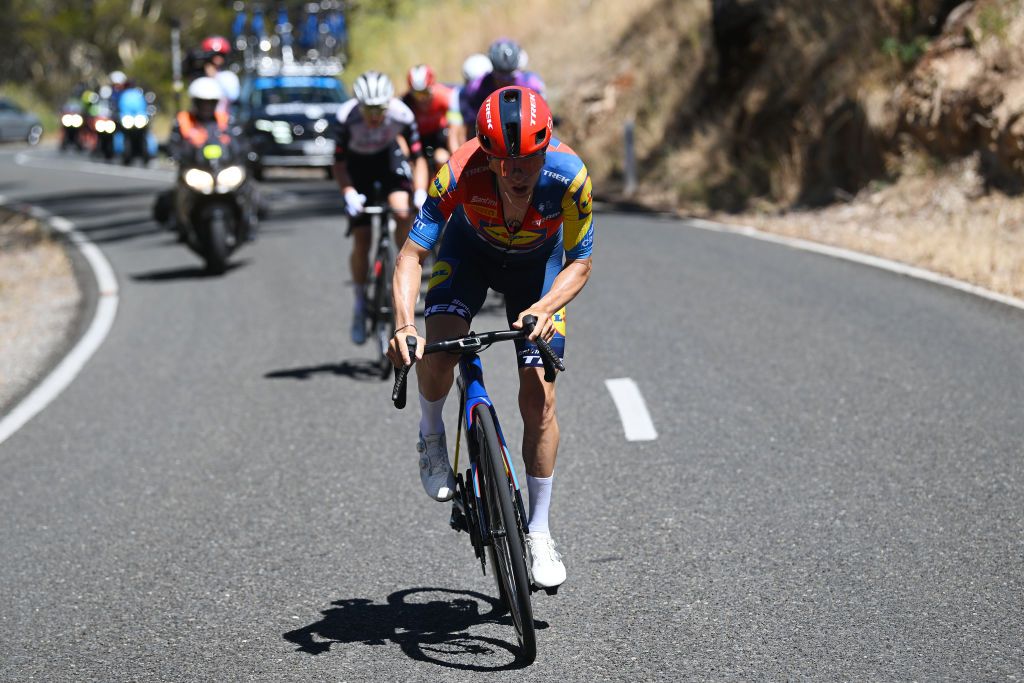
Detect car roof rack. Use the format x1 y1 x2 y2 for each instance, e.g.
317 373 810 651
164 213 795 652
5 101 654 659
254 55 343 78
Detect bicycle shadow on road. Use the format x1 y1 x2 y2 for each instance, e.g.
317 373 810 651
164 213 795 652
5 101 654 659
283 587 548 671
264 359 387 383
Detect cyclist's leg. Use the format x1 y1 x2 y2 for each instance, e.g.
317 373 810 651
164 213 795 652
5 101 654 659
417 225 488 402
387 189 412 248
500 247 567 561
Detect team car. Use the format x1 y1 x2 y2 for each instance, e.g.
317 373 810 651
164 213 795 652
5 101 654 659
238 63 349 179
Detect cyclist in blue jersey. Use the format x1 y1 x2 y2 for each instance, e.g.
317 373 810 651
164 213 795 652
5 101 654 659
388 86 593 589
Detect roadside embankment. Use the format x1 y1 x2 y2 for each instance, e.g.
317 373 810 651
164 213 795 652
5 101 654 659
0 208 81 411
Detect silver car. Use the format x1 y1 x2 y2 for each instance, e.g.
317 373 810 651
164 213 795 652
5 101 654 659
0 98 43 145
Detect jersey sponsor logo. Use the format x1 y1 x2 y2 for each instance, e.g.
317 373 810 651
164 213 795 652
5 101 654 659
428 259 455 290
470 195 496 206
552 308 567 336
466 166 489 176
424 301 471 319
482 224 545 246
542 169 572 184
579 176 593 214
429 163 454 198
469 204 499 220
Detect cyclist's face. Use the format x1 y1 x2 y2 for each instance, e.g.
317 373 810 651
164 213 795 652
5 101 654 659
489 151 545 197
360 103 387 127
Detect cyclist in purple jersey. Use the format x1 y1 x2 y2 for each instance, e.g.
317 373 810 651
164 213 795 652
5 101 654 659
453 39 547 142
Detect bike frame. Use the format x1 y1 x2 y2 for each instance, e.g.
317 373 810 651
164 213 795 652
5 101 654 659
455 353 528 553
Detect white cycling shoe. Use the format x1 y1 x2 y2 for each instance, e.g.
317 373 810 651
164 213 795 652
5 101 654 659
526 531 566 589
418 433 456 502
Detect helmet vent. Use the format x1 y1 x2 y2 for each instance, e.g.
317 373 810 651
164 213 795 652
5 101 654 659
504 123 520 156
535 130 547 145
502 89 519 104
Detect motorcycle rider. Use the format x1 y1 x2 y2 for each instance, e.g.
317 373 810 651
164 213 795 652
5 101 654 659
201 36 241 114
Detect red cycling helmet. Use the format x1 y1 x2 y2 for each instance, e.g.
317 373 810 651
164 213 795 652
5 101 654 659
201 36 231 55
407 64 436 92
476 86 552 158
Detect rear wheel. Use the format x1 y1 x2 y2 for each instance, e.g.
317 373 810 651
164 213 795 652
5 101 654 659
475 406 536 664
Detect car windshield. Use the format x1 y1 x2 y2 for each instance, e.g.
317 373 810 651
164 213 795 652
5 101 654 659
250 77 346 108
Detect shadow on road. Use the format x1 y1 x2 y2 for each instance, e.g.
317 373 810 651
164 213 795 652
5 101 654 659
283 587 547 671
264 359 387 382
129 260 248 282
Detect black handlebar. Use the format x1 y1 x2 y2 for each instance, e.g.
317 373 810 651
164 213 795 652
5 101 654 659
391 315 565 409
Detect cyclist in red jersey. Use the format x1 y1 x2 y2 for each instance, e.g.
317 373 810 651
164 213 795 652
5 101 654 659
401 64 462 172
388 86 594 589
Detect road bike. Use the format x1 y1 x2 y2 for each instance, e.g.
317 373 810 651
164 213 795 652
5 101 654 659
362 183 397 379
391 316 565 664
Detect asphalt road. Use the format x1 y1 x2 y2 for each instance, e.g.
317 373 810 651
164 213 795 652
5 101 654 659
1 146 1022 681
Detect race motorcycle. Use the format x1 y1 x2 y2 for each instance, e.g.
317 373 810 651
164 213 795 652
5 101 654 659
117 87 156 166
174 137 259 274
59 101 85 152
91 102 117 160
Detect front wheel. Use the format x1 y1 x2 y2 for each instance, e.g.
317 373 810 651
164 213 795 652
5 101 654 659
475 406 536 664
202 208 231 274
369 240 394 380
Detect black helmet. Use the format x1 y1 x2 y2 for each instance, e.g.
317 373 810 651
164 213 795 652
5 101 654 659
488 39 521 74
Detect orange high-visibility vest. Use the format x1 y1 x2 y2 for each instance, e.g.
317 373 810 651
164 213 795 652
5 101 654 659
177 110 231 147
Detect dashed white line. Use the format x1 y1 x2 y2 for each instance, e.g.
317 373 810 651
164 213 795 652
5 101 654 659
605 378 658 441
0 205 119 447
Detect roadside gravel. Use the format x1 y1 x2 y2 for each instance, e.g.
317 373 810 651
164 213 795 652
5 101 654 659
0 209 81 412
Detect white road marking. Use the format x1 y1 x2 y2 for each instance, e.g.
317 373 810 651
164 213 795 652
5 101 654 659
605 378 658 441
687 218 1024 312
0 205 119 447
15 151 173 182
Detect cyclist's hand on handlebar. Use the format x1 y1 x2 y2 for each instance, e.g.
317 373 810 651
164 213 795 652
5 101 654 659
512 308 555 342
388 329 425 368
343 188 366 217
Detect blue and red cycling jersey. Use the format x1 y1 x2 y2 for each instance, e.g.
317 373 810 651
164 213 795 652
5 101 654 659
409 135 594 264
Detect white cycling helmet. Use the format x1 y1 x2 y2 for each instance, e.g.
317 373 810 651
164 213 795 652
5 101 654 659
188 76 223 102
353 71 394 107
109 70 127 86
461 53 492 83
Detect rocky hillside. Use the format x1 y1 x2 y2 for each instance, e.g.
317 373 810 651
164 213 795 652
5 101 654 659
557 0 1024 211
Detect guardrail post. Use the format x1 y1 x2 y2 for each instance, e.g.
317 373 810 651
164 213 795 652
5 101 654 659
624 118 637 198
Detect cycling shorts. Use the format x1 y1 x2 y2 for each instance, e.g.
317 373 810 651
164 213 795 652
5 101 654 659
347 143 412 229
424 224 567 369
420 129 449 155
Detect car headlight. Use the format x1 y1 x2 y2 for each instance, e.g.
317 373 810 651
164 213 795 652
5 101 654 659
184 168 215 193
216 166 246 191
254 119 274 132
134 114 148 128
121 115 134 129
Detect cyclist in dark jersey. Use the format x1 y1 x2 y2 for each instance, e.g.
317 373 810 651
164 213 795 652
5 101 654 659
388 86 593 589
333 71 428 344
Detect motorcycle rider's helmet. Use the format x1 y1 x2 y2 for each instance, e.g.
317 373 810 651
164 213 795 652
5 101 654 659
476 86 551 158
109 70 127 87
188 77 222 121
488 39 521 74
353 71 394 107
201 36 232 56
461 53 492 83
407 64 436 93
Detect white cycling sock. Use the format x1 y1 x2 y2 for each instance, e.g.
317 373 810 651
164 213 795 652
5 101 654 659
419 394 447 436
527 474 553 535
353 283 366 313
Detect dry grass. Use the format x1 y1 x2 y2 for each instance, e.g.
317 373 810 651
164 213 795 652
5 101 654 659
728 157 1024 299
347 0 662 104
0 210 80 409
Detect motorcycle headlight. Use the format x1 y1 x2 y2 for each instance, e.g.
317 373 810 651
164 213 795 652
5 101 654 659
121 115 134 129
134 114 148 128
216 166 246 191
61 114 72 127
254 119 274 132
184 168 215 194
98 120 115 134
71 114 83 127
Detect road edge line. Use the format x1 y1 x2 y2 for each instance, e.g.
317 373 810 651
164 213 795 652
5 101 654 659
0 200 120 446
685 217 1024 312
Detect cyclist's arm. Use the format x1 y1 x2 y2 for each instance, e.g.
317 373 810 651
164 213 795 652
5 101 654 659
391 238 431 363
331 122 356 196
444 87 464 150
515 161 595 342
513 258 592 342
400 119 428 193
